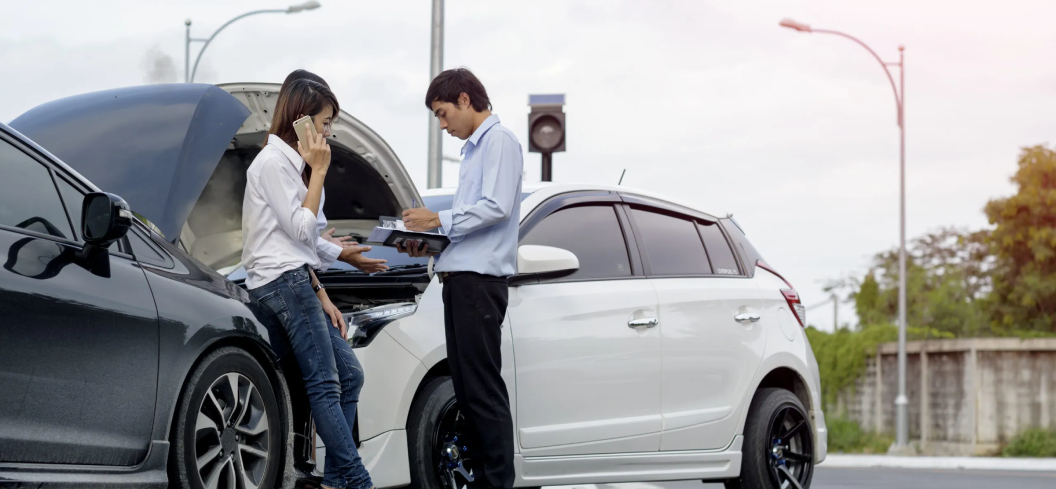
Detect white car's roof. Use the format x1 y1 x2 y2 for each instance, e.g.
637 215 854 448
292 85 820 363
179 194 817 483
419 182 724 221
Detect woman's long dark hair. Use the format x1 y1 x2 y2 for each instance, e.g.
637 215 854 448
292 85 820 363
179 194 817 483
268 77 339 186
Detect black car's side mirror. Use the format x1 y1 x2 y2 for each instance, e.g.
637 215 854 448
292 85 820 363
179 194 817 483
83 192 133 245
78 192 133 277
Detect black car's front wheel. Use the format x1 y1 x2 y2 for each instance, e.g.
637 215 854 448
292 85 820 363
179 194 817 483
725 388 814 489
172 347 283 489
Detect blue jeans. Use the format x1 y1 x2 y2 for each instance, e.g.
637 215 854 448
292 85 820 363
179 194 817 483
249 266 372 489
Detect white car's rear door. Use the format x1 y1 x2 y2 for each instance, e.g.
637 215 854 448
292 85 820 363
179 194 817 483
623 206 767 451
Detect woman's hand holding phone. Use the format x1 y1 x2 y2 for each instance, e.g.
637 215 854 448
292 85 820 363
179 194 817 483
296 120 331 174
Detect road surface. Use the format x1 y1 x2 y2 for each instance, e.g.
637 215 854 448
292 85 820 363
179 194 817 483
545 467 1056 489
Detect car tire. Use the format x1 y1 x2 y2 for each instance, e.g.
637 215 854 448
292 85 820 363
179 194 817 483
725 388 815 489
171 347 283 489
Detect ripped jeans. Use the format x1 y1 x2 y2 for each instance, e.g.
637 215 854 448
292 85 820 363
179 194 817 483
250 265 372 489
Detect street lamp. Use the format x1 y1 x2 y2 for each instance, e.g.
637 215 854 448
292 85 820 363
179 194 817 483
185 1 321 83
780 18 909 448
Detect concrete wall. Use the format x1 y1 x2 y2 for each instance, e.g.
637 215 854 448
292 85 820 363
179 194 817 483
837 338 1056 455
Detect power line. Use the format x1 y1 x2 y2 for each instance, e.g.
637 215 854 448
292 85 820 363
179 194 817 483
805 297 835 311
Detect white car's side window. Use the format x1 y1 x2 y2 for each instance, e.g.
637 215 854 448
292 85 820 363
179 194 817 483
697 221 742 276
629 208 711 277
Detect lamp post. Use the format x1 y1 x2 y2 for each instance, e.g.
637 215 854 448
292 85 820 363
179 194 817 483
426 0 445 189
780 18 909 448
185 1 321 83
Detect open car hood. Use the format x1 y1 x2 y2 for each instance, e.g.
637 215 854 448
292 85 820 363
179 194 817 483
10 84 250 241
12 82 422 272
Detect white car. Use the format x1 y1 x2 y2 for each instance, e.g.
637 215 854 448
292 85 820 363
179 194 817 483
340 185 828 489
148 83 825 489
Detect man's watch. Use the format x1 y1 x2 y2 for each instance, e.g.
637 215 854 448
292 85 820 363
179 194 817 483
313 283 325 293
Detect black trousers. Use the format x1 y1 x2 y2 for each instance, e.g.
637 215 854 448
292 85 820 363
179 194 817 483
442 272 515 489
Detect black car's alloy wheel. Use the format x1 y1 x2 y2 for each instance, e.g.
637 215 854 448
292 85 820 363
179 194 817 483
726 388 814 489
172 347 282 489
194 372 272 488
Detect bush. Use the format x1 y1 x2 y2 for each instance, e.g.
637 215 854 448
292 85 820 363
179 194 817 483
826 416 893 454
1003 428 1056 457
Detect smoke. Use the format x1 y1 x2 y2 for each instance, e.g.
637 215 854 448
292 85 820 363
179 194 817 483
141 45 177 84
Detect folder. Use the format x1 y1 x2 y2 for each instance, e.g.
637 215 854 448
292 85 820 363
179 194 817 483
366 226 450 253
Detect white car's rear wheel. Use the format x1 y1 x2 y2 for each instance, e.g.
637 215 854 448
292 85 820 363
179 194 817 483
726 388 814 489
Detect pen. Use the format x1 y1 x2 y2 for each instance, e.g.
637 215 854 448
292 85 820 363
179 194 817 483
412 198 418 208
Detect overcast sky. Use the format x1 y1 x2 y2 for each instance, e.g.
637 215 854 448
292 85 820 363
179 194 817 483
3 1 1055 331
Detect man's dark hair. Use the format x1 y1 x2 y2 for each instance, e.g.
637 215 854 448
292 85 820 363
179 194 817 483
424 68 491 112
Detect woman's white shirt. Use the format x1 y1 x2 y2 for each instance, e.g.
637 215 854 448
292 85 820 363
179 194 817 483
242 134 341 289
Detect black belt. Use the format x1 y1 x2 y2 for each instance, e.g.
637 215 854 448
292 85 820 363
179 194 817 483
438 271 507 284
438 271 465 283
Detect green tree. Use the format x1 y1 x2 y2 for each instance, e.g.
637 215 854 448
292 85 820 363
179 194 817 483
855 271 885 326
985 145 1056 335
841 228 990 336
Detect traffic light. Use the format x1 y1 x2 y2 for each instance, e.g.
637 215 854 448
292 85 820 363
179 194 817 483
528 94 565 181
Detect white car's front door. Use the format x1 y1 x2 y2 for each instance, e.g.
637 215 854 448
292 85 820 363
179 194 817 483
511 203 663 456
624 208 767 451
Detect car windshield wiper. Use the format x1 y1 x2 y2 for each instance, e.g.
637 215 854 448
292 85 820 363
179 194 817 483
370 264 430 276
321 264 430 276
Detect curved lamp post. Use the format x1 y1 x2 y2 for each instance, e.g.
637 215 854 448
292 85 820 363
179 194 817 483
780 18 909 448
185 1 321 83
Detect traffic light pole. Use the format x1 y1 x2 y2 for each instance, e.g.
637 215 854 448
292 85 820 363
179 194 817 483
541 153 552 182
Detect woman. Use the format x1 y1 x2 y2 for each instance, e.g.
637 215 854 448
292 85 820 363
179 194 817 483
277 70 387 275
242 78 374 489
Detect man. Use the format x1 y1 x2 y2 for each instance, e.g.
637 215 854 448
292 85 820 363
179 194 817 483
401 68 523 489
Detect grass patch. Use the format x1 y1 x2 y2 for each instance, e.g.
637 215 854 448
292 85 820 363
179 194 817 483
1003 428 1056 457
826 416 893 454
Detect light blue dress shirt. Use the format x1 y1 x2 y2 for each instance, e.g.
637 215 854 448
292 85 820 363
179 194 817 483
435 114 524 277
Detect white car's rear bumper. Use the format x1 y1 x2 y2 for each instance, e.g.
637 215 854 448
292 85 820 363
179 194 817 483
814 408 828 463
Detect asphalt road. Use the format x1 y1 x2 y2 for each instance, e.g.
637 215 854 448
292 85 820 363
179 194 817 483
546 467 1056 489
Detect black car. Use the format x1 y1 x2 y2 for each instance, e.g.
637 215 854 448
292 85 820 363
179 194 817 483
0 83 428 488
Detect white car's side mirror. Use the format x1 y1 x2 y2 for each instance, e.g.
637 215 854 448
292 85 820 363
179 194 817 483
510 245 580 286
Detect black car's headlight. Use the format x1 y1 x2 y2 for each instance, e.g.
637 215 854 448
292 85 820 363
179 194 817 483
344 303 417 348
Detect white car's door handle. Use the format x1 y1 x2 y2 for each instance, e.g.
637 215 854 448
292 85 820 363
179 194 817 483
628 318 659 328
735 313 761 323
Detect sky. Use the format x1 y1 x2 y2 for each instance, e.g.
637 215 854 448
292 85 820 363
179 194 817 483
2 1 1055 331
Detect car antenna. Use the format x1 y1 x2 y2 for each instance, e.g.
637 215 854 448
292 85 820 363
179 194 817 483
618 169 626 185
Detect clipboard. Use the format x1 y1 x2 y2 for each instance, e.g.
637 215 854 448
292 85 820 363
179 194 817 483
366 227 450 253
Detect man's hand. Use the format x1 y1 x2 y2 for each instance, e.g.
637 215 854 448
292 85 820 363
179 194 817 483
317 289 348 338
402 207 441 232
396 241 439 258
339 245 389 273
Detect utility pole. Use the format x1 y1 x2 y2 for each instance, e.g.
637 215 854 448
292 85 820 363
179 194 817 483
426 0 445 188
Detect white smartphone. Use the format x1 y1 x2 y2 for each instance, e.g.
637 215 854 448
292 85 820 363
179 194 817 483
293 115 318 150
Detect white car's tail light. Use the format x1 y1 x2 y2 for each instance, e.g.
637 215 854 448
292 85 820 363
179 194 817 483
757 260 806 328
